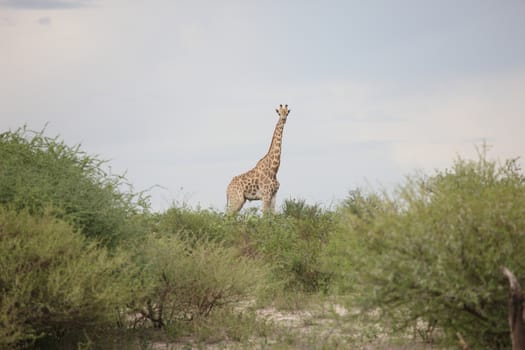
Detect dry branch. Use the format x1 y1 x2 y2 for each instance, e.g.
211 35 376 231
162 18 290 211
502 267 525 350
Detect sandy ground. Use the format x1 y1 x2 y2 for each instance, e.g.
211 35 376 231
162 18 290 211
148 302 435 350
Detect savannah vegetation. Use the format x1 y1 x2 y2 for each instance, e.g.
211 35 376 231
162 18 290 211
0 127 524 349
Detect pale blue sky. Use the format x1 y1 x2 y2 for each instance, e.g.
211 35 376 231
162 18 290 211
1 0 524 211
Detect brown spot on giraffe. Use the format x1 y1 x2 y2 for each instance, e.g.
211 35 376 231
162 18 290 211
226 104 291 214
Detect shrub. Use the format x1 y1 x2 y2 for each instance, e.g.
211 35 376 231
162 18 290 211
153 206 230 243
0 206 136 348
128 234 269 329
154 200 336 294
322 188 387 294
241 199 336 293
0 127 149 245
326 151 525 348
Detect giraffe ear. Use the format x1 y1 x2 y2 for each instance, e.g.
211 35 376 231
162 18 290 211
275 109 279 114
287 109 291 115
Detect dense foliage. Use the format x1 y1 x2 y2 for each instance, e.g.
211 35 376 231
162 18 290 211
325 152 525 349
156 200 336 293
0 127 148 245
129 235 269 328
1 126 523 349
0 129 271 348
245 200 336 293
0 207 136 348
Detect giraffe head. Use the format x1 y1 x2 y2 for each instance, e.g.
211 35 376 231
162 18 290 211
275 104 291 121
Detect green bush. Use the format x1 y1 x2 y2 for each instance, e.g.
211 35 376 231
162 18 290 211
325 152 525 348
154 200 336 294
240 199 336 293
322 189 386 294
0 127 149 245
153 206 230 243
128 234 269 329
0 206 137 349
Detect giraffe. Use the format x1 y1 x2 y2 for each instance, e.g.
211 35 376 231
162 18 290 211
226 104 291 214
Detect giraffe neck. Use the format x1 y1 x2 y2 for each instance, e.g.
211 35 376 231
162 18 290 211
258 117 286 177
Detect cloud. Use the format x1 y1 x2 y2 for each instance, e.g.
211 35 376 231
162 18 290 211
380 73 525 173
0 0 92 9
1 1 523 210
0 16 15 26
37 16 51 25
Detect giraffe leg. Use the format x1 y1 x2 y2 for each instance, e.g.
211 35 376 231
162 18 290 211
227 193 245 214
262 200 271 214
262 194 274 214
270 195 277 213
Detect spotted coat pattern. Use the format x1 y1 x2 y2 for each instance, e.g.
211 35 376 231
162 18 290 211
226 104 290 213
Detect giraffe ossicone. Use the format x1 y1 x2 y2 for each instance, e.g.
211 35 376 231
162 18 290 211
226 104 291 214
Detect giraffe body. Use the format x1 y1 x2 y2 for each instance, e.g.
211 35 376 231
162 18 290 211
227 104 290 213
